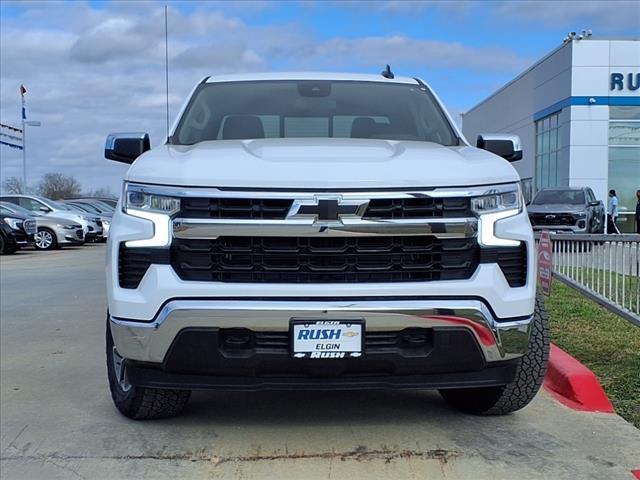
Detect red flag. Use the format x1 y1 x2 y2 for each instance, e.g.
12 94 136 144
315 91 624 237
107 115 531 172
20 85 27 96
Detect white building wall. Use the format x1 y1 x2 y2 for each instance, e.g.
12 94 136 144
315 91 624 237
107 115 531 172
463 39 639 208
569 40 640 203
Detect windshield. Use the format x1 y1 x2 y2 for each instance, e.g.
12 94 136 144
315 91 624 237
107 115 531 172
68 202 97 213
533 190 585 205
51 201 71 210
173 80 458 146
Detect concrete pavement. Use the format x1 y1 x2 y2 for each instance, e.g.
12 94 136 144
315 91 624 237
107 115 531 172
1 245 639 479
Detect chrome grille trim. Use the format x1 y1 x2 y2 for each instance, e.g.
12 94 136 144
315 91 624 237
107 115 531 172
173 217 478 239
23 218 37 235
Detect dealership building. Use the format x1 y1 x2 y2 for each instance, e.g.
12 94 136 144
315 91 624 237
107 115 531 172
462 38 639 232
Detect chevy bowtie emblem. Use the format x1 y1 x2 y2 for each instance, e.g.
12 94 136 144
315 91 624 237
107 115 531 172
545 214 556 219
287 197 369 222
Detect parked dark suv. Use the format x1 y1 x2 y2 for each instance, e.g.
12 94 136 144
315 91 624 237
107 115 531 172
527 187 604 233
0 207 36 251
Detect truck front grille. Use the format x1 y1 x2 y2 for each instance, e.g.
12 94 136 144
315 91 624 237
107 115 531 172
181 198 293 219
170 236 479 283
529 214 576 226
363 197 471 219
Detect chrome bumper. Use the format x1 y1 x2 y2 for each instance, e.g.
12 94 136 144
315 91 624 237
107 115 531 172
110 299 532 364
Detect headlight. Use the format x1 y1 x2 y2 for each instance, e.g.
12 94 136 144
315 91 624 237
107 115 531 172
124 185 180 215
472 183 522 247
57 224 77 230
471 186 521 215
3 217 21 230
123 183 180 247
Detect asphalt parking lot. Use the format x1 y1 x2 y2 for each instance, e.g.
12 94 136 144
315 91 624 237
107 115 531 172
1 245 639 479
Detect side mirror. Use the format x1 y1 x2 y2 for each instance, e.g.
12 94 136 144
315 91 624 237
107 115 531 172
589 201 600 207
39 206 51 213
105 133 150 164
476 134 523 162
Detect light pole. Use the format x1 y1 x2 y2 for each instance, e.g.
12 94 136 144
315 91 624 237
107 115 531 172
20 84 41 192
21 120 41 192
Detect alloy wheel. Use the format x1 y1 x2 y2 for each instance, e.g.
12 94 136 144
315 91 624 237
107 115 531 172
34 230 53 249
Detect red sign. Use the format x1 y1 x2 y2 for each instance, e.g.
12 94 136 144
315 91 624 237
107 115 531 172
537 230 553 296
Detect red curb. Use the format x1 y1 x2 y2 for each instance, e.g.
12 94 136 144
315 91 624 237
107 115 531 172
631 470 640 479
543 344 614 413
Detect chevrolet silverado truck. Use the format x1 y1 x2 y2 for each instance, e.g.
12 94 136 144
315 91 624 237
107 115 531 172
104 72 549 420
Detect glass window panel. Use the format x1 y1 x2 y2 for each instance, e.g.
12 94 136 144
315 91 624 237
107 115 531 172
542 130 550 154
535 156 542 190
549 114 558 129
541 153 550 188
608 147 640 213
543 117 550 131
610 106 640 120
550 152 558 186
549 128 558 151
556 125 562 150
284 117 329 137
609 121 640 146
536 133 543 156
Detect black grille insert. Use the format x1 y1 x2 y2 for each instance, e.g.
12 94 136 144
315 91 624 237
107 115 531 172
364 197 471 219
181 198 293 219
118 245 170 289
480 244 527 287
171 236 479 283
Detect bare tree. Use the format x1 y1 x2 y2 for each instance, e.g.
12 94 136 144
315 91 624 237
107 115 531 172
2 176 26 194
87 186 116 199
37 173 82 200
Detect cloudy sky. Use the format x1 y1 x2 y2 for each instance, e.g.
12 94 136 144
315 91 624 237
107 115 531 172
1 0 639 194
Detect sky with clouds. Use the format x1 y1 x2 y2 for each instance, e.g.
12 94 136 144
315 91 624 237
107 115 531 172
1 0 639 194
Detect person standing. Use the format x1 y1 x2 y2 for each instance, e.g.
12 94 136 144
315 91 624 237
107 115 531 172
636 189 640 234
607 189 620 234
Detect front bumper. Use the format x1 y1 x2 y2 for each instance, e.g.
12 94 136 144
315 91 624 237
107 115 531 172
110 299 532 366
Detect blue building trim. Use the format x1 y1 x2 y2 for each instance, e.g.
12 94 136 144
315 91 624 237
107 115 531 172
533 96 640 121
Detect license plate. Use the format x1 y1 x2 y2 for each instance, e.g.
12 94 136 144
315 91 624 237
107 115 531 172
291 320 363 359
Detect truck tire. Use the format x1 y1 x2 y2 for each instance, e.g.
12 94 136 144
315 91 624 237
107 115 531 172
106 318 191 420
439 294 550 415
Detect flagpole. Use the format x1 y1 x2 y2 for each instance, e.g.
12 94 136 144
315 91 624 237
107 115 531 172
21 86 26 191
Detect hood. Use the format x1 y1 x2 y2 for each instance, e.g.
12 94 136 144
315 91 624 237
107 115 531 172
126 138 520 189
36 215 82 228
44 211 87 226
527 204 586 214
0 211 31 221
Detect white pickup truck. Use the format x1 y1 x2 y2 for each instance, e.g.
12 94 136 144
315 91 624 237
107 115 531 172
104 71 548 420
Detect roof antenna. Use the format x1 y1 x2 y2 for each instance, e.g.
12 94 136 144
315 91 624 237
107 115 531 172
381 64 394 79
164 5 170 139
